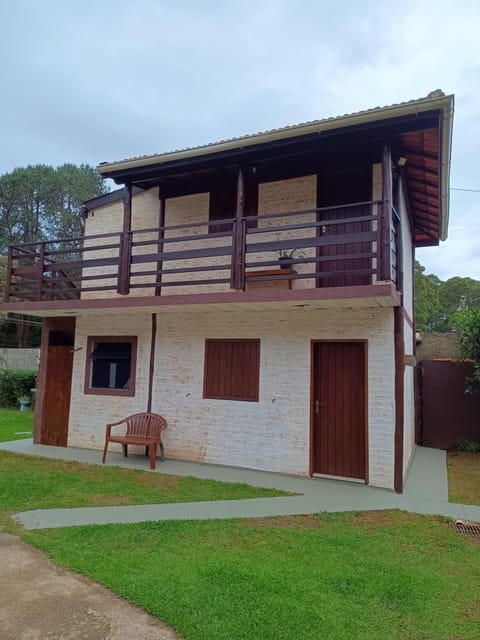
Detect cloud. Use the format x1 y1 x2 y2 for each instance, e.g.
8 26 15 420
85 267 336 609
1 0 479 279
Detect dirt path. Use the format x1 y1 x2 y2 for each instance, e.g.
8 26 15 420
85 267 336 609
0 533 180 640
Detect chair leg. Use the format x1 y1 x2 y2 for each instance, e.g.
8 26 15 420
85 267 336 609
102 440 109 464
159 442 165 461
149 443 158 470
122 443 128 458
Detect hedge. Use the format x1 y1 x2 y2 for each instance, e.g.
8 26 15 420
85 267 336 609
0 370 37 408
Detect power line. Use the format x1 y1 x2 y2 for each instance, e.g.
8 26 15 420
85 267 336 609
451 187 480 193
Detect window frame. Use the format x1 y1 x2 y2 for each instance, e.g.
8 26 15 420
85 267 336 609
203 338 260 402
84 335 137 397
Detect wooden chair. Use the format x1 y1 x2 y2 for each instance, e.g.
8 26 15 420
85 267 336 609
101 412 168 470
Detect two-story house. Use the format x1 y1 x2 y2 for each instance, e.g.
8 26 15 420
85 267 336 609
2 90 454 492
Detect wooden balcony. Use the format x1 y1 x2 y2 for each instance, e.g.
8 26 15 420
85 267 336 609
3 200 401 310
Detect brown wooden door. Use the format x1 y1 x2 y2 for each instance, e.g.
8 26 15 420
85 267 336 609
312 342 366 480
317 168 372 287
40 346 74 446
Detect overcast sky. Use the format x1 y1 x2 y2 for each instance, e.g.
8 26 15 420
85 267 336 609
1 0 479 280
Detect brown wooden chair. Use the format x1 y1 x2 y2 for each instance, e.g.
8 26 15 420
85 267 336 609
102 412 168 470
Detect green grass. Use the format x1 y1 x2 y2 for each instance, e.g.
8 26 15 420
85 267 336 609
0 409 33 441
1 407 479 639
0 451 287 530
25 511 480 640
448 451 480 504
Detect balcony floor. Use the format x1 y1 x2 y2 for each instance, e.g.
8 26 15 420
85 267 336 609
0 283 400 318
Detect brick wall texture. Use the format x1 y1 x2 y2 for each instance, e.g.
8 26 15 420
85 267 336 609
68 306 396 489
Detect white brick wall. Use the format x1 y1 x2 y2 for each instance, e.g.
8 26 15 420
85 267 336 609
67 307 396 489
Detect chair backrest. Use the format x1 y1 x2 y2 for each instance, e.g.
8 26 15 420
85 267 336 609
124 413 168 440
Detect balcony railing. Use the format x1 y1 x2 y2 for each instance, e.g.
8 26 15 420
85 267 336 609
4 200 399 303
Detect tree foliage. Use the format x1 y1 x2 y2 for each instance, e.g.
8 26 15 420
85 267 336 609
0 164 107 251
0 164 107 347
415 261 480 333
456 308 480 393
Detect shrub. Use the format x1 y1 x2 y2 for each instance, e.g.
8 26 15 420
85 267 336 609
0 370 37 408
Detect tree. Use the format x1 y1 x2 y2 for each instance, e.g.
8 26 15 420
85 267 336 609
414 261 441 332
415 261 480 333
0 164 107 251
0 164 108 347
456 308 480 393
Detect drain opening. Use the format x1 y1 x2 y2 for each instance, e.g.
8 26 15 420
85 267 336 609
450 520 480 537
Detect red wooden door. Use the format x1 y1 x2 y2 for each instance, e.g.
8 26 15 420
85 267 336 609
317 168 372 287
40 346 74 446
312 342 367 480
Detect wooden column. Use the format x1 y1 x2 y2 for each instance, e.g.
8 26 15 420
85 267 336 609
37 242 46 301
232 168 246 290
393 305 405 493
117 182 133 295
3 246 13 302
147 314 157 412
155 196 166 296
380 145 393 281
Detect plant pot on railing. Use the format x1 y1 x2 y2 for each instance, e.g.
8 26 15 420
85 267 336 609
277 249 298 270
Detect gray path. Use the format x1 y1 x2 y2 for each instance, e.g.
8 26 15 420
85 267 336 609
2 439 480 529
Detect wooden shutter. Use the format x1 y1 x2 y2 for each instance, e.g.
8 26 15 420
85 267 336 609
204 339 260 401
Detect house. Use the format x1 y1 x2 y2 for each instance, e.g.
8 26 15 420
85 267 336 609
1 90 454 492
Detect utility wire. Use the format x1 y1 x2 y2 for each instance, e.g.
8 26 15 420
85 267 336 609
451 187 480 193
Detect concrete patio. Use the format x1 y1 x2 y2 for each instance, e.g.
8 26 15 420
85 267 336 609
1 439 480 530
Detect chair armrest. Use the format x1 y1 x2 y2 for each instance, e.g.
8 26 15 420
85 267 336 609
105 419 126 439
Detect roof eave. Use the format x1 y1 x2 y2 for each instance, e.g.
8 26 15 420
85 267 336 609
438 95 454 242
97 94 455 177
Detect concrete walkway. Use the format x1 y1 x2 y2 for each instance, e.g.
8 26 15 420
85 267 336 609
2 439 480 529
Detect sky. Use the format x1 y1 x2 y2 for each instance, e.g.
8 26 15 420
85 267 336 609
1 0 479 281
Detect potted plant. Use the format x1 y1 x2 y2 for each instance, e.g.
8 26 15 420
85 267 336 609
277 248 297 269
18 395 31 411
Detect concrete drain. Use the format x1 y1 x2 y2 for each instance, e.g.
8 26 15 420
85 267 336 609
451 520 480 537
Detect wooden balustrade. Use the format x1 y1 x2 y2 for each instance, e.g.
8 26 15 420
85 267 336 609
4 200 398 303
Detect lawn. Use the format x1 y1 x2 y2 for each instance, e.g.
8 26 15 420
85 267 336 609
0 451 287 531
448 451 480 504
0 409 33 442
1 415 479 639
25 511 480 640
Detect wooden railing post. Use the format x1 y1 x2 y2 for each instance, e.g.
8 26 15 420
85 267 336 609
232 168 246 290
380 144 393 281
3 246 13 302
117 182 133 295
155 196 166 296
37 242 46 301
117 232 132 295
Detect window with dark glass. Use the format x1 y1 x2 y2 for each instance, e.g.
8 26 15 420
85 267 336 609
84 336 137 396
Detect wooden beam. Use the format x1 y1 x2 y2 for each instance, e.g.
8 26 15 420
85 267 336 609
3 246 13 302
394 305 405 493
147 314 157 412
232 168 246 290
155 197 166 296
118 182 133 294
123 181 132 234
380 145 393 281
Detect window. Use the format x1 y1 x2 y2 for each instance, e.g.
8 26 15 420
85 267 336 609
203 339 260 401
84 336 137 396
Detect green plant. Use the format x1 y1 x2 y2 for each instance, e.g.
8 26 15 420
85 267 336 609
0 370 37 408
277 248 297 259
456 308 480 393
